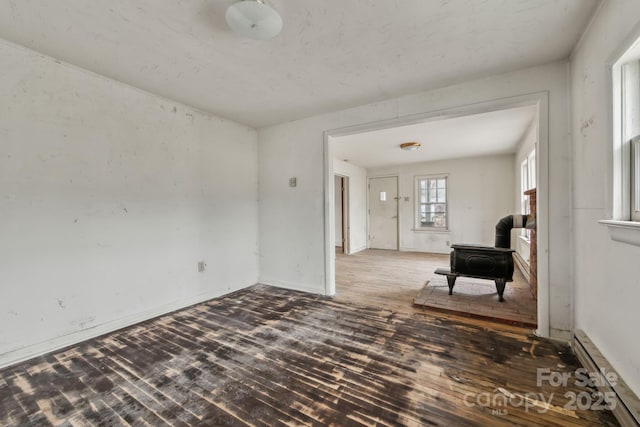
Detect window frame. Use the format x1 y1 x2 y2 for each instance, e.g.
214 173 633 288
414 174 449 231
632 136 640 221
528 151 536 190
599 34 640 247
520 149 536 240
521 159 529 216
611 48 640 222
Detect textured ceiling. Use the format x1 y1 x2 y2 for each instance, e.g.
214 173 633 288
0 0 598 128
333 105 537 169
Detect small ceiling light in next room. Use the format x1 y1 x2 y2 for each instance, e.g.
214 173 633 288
225 0 283 40
400 142 421 151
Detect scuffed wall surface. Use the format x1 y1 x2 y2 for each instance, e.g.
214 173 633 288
570 0 640 397
0 41 259 365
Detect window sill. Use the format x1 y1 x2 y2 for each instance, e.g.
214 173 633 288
598 220 640 247
412 228 450 233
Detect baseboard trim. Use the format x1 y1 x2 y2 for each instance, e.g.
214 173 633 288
513 252 530 283
573 330 640 426
399 246 450 254
348 244 367 254
0 283 255 370
258 279 324 296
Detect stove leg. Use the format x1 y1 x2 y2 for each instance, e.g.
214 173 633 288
495 279 506 302
446 274 457 295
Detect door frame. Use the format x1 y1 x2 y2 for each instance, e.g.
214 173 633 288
367 175 399 250
335 174 350 254
324 92 550 338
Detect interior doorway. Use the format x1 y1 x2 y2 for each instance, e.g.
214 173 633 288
334 175 349 254
368 176 399 250
325 93 549 336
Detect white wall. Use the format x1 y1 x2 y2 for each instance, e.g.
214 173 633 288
334 160 368 254
0 41 259 366
368 154 515 254
258 61 571 339
570 0 640 396
514 121 537 264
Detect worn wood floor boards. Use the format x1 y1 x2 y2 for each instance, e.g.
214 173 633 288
0 285 618 426
335 249 536 328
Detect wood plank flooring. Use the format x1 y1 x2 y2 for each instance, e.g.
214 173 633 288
335 249 536 327
335 249 448 314
0 284 618 426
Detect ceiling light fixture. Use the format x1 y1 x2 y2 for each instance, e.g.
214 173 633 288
225 0 283 40
400 142 421 151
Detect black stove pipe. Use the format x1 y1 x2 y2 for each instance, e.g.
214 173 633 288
495 214 528 248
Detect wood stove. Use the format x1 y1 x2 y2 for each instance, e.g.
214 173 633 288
434 214 529 302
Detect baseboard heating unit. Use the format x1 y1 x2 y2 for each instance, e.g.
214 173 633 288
573 330 640 426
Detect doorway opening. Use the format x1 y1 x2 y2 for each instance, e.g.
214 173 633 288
325 93 548 335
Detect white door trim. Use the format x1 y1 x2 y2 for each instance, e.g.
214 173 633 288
335 174 350 254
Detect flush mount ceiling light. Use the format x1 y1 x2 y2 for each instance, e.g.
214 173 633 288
400 142 421 151
225 0 283 40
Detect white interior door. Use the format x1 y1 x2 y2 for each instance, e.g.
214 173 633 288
368 176 398 250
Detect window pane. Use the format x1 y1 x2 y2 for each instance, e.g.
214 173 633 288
420 205 428 226
521 161 528 191
428 189 437 202
529 154 536 187
437 188 445 202
633 137 640 221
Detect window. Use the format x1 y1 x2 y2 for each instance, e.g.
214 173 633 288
521 159 529 215
415 175 447 229
520 149 536 239
624 61 640 221
528 151 536 190
601 34 640 245
633 136 640 221
612 43 640 221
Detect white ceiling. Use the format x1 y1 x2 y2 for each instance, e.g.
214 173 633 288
0 1 597 128
333 105 537 169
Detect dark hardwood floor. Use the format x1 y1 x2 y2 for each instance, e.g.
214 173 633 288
0 285 618 426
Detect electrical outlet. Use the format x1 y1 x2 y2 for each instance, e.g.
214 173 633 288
198 261 206 272
289 177 297 187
